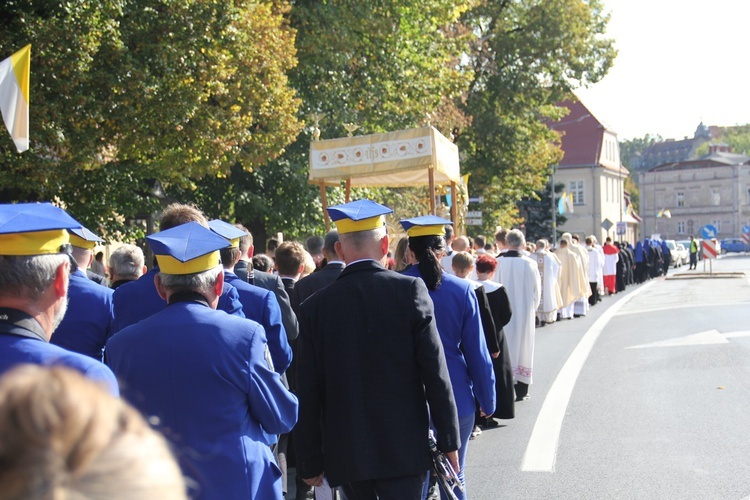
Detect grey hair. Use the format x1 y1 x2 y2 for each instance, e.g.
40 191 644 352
109 245 145 280
0 254 69 300
506 229 526 249
158 265 222 296
536 239 548 250
338 226 386 250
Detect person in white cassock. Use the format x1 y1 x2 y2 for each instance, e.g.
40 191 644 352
566 234 591 317
533 239 562 326
585 236 603 305
554 239 584 320
493 229 540 401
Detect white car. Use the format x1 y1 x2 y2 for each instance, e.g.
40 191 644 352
665 240 687 267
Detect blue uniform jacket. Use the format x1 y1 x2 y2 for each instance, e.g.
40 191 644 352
50 269 114 360
106 300 298 499
403 267 496 417
224 271 292 374
0 333 118 396
112 267 244 333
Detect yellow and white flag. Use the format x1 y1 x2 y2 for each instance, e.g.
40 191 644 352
0 44 30 152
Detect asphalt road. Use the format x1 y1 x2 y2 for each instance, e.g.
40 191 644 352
465 254 750 499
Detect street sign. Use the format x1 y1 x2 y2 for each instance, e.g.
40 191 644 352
701 224 718 239
466 211 482 218
702 239 718 259
616 221 626 236
743 225 750 235
601 218 613 231
466 218 483 226
742 233 750 246
468 196 484 204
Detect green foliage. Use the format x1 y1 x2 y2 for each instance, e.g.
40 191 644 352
0 0 300 240
695 124 750 157
458 0 616 233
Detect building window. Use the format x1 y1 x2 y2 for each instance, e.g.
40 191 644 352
569 180 584 205
711 189 721 206
677 221 686 234
676 191 685 207
712 219 722 232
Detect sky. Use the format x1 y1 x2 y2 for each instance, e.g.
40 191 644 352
576 0 750 141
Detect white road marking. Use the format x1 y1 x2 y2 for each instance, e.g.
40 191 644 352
521 281 655 473
627 330 728 348
722 331 750 338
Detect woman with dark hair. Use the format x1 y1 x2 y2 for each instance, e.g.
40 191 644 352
400 216 495 500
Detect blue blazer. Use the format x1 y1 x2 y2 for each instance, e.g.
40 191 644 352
403 267 496 417
106 301 298 499
51 269 114 360
112 268 244 333
224 271 292 374
1 332 118 396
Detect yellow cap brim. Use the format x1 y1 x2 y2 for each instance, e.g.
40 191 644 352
69 233 97 249
156 251 221 275
406 225 446 238
0 229 70 256
334 215 385 234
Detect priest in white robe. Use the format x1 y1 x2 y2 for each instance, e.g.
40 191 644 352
585 236 603 305
554 239 585 320
566 233 592 317
533 239 562 326
494 229 540 401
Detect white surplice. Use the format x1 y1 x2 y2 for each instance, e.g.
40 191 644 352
493 252 541 385
533 250 562 323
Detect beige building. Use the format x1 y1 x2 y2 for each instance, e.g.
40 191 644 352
551 99 637 244
639 148 750 240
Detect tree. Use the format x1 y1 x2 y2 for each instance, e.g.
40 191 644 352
518 181 567 243
458 0 616 234
0 0 301 240
179 0 477 245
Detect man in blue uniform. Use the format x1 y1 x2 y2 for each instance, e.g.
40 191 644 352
106 221 298 499
209 219 292 374
0 203 118 395
295 200 459 498
112 203 244 333
50 226 114 361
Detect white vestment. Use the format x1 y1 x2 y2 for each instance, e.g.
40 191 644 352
587 246 603 283
493 253 541 385
533 250 562 323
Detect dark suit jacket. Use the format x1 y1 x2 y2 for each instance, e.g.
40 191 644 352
243 267 299 341
294 260 459 487
290 261 345 314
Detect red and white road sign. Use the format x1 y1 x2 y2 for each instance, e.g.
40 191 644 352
702 239 718 259
742 233 750 246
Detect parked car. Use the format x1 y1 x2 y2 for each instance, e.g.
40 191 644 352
665 240 687 267
719 238 749 254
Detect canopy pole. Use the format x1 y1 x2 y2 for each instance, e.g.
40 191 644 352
345 178 352 203
320 182 330 232
428 168 436 215
450 180 458 233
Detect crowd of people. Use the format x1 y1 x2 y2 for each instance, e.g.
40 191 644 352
0 199 672 500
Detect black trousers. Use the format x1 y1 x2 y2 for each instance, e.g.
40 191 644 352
340 472 427 500
588 282 599 305
690 252 698 268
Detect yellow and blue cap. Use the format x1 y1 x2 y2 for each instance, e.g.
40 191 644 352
327 199 392 234
0 202 81 256
147 222 227 275
208 219 248 249
399 215 452 237
68 226 104 249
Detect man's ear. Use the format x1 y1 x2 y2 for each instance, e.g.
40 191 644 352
53 260 69 300
213 268 224 297
154 274 168 301
379 234 389 258
334 241 345 261
247 244 254 259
